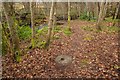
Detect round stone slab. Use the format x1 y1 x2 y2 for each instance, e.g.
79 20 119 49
55 55 72 68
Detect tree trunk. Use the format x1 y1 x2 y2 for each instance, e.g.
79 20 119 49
97 2 100 15
3 2 21 62
68 0 71 29
45 0 55 48
30 2 35 48
116 2 120 19
96 1 105 30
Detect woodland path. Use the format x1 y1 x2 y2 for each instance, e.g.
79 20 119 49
2 20 119 79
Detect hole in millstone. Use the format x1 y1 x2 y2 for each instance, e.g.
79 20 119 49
61 58 64 61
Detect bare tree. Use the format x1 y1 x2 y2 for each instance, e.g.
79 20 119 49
30 2 35 48
68 0 71 29
45 0 55 48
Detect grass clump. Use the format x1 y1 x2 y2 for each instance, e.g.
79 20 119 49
107 26 120 33
81 26 95 31
80 59 90 67
100 26 120 33
63 27 72 36
53 35 60 40
83 34 93 41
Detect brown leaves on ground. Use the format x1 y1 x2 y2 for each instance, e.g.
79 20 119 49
2 20 119 79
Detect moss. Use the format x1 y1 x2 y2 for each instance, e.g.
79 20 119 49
14 51 22 63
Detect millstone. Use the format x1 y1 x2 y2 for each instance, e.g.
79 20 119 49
55 55 72 69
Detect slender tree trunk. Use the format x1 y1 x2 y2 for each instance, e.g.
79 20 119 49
3 2 21 62
78 3 81 17
112 2 120 26
116 2 120 19
45 0 55 48
30 2 35 48
52 2 57 37
86 2 90 20
97 2 100 19
96 1 105 30
0 7 2 54
102 0 108 20
68 0 71 29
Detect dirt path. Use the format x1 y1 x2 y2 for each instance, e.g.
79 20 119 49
2 20 119 79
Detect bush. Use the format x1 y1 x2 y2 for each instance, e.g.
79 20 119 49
79 12 96 21
79 13 88 20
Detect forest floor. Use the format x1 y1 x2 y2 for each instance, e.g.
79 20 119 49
2 20 119 79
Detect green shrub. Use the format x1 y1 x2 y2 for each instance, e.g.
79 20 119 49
53 26 61 32
79 13 88 20
79 12 93 20
18 25 31 40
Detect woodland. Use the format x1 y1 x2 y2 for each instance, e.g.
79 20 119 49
1 1 120 79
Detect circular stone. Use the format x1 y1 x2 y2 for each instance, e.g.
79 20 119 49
55 55 72 68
